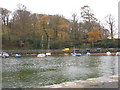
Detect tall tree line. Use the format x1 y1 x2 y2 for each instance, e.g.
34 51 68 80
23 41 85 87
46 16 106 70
1 4 117 49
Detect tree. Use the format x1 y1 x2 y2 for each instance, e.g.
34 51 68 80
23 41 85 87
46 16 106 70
69 13 85 47
0 8 11 42
35 15 69 49
10 4 35 48
81 5 97 23
47 15 69 48
52 15 69 48
81 5 97 32
87 29 102 48
71 14 79 40
49 15 69 40
105 14 115 40
0 8 11 26
35 15 50 49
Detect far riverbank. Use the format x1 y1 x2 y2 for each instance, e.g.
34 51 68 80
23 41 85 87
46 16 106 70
2 48 120 56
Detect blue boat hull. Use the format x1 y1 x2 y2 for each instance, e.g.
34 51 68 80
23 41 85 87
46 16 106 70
71 53 82 56
76 54 82 56
15 56 21 58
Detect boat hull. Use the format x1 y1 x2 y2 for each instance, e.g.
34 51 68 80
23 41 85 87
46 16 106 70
46 53 51 56
37 54 46 57
71 53 82 56
15 56 21 58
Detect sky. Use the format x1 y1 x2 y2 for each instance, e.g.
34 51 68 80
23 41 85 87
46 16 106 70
0 0 119 19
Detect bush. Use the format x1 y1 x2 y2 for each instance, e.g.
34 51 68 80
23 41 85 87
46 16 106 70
94 40 118 48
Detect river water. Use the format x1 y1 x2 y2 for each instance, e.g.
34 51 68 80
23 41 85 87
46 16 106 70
2 55 118 88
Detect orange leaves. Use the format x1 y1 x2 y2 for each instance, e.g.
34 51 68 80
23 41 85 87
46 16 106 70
36 15 49 29
35 15 50 36
38 15 49 24
58 19 69 29
87 29 102 42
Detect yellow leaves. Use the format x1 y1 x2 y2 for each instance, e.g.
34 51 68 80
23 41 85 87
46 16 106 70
87 29 102 42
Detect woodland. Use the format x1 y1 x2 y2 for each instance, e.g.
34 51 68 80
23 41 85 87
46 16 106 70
1 4 118 49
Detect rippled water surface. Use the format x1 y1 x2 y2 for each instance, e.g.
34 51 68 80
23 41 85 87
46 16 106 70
2 56 118 88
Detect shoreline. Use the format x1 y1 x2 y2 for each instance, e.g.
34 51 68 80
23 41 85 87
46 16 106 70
1 51 119 57
39 75 119 88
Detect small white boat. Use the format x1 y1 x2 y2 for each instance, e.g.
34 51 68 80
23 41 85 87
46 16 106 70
76 53 82 56
37 53 46 57
106 52 111 55
2 52 9 58
15 54 21 58
116 52 120 56
86 52 91 56
46 53 51 56
71 53 82 56
71 53 76 56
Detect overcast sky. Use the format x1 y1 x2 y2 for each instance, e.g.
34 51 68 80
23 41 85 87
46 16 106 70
0 0 119 25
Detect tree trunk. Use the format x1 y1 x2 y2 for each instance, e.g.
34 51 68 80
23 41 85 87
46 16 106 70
110 24 114 40
91 42 94 48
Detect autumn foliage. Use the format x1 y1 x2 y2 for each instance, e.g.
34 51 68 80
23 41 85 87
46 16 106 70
2 4 115 49
87 29 102 43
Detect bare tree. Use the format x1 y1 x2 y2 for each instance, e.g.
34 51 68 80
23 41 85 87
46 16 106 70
9 4 35 48
81 5 97 32
71 13 79 40
81 5 97 23
0 8 11 26
105 14 115 40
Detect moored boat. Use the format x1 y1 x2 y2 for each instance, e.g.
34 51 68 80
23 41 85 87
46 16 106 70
37 53 46 57
106 51 111 55
116 52 120 56
46 53 51 56
86 52 91 56
2 52 9 58
76 53 82 56
71 53 76 56
71 53 82 56
15 54 21 58
30 54 37 56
